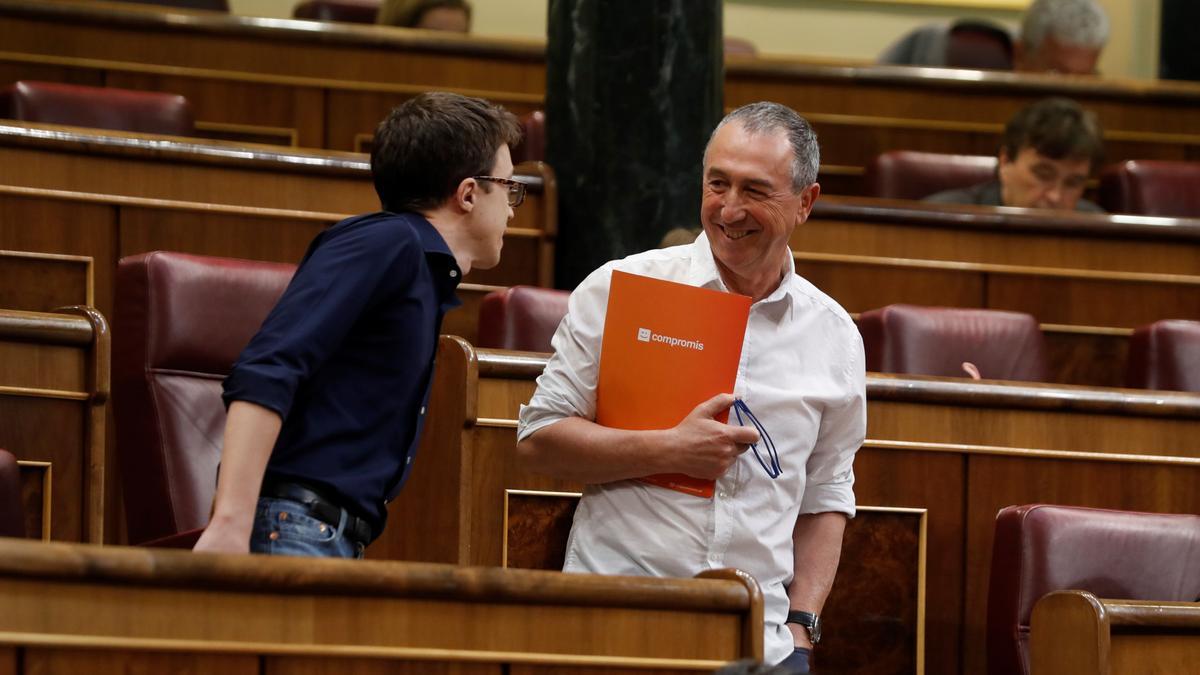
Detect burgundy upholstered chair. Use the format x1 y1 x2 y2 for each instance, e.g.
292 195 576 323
857 304 1048 382
114 251 296 545
476 285 570 352
863 151 997 201
944 21 1014 70
1098 160 1200 218
0 81 195 137
0 449 26 539
1125 319 1200 392
986 504 1200 675
511 110 546 164
292 0 380 23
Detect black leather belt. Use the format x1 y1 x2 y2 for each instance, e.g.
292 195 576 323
260 480 375 546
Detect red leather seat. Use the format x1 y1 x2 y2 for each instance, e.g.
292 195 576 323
0 81 195 137
864 151 997 201
1125 319 1200 392
292 0 380 23
0 449 26 539
857 304 1048 382
1098 160 1200 218
945 21 1013 70
511 110 545 164
477 285 570 352
113 251 296 545
986 504 1200 675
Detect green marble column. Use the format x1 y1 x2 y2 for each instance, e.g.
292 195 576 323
546 0 723 289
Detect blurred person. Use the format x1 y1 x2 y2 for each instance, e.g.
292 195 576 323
377 0 471 32
925 97 1105 212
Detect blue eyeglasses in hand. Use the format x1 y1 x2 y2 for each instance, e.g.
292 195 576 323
733 398 781 479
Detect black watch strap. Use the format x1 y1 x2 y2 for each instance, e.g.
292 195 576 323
786 610 822 645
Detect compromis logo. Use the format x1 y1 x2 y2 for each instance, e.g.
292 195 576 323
636 327 704 351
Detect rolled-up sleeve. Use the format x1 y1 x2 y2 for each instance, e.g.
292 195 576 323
517 264 614 442
800 331 866 517
222 223 415 418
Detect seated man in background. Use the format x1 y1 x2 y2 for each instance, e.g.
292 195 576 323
925 97 1105 212
194 92 521 558
377 0 471 32
879 0 1108 75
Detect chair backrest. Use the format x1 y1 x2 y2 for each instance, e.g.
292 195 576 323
0 81 195 137
511 110 546 164
1125 319 1200 392
477 285 570 352
0 449 25 538
945 20 1014 70
857 304 1048 382
1098 160 1200 218
113 251 296 544
292 0 380 23
986 504 1200 675
864 151 997 201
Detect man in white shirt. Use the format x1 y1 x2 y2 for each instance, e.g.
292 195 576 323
515 102 866 673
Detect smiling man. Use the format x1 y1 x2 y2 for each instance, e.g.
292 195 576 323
516 102 866 674
925 97 1105 212
194 92 522 559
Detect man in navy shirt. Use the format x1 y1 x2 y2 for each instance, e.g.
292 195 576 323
194 92 523 558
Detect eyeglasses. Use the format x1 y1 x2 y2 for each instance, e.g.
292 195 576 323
473 175 527 207
733 399 781 480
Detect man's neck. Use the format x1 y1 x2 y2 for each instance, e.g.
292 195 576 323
715 255 790 303
423 209 473 275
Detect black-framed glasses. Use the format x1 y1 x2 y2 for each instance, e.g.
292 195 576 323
473 175 527 207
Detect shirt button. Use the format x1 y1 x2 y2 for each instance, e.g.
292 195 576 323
449 269 459 278
717 491 728 499
419 406 426 415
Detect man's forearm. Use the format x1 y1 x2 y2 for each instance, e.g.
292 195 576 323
787 511 848 647
515 417 673 484
202 401 283 539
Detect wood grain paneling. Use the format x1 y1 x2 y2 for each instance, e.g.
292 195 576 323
0 251 92 313
23 649 259 675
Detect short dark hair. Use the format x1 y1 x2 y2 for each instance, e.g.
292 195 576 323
371 91 521 213
1001 97 1104 169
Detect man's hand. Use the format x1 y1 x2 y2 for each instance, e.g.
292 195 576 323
664 393 760 480
192 516 252 555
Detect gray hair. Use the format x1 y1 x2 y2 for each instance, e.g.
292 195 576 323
706 101 819 192
1021 0 1109 51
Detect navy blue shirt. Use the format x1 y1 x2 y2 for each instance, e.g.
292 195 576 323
222 211 462 531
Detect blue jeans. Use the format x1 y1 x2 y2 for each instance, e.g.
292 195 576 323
249 496 365 559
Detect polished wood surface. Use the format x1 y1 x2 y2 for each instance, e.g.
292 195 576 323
3 0 1200 189
0 537 762 673
1031 591 1200 675
799 197 1200 386
0 307 107 544
0 250 92 313
416 342 1200 675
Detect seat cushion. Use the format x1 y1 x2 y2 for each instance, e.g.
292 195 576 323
858 304 1047 381
0 80 195 137
1125 319 1200 392
864 151 997 201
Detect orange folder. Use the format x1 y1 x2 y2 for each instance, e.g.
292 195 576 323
596 270 752 498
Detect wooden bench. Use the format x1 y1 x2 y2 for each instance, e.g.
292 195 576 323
4 0 1200 195
0 537 764 673
398 337 1200 675
0 307 108 544
1031 591 1200 675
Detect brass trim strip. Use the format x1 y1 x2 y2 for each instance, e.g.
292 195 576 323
0 386 89 401
1040 323 1133 337
864 438 1200 466
0 632 725 669
794 250 1200 286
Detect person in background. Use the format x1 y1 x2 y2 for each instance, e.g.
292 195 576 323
924 97 1105 212
193 92 521 558
377 0 471 32
879 0 1108 76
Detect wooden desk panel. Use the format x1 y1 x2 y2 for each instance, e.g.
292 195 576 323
0 250 92 313
0 307 108 544
414 340 1200 675
0 538 762 673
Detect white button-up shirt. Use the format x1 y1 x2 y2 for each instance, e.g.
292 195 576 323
517 233 866 664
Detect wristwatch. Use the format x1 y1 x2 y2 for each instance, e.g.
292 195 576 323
786 609 822 645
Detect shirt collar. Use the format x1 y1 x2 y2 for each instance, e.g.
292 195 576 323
387 211 463 308
686 230 798 309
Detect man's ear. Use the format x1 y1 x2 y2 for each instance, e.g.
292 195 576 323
455 176 478 213
797 182 821 223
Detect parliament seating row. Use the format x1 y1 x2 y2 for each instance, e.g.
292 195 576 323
0 79 196 137
2 0 1199 194
865 150 1200 218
